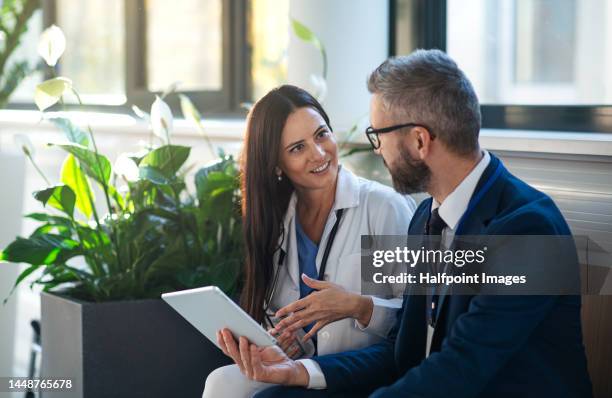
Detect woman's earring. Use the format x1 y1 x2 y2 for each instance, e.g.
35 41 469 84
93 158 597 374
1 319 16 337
277 174 282 181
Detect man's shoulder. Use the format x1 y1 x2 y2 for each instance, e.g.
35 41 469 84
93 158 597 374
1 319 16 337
490 171 570 235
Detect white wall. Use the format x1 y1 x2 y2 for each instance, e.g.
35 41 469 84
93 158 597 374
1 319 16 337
288 0 389 131
0 152 25 381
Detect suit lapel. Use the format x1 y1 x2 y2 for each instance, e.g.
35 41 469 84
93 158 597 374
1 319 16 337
431 154 508 350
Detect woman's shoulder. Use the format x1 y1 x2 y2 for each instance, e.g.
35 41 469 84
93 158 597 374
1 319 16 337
355 175 416 213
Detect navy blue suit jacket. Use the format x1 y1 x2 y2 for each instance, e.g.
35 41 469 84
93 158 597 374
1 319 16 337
313 154 593 398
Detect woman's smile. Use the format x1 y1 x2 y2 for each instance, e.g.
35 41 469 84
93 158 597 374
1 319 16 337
310 160 331 174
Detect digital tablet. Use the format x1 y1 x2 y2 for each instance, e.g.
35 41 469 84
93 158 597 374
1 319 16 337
162 286 277 348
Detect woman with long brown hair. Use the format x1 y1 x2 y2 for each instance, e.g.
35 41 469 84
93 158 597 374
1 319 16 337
204 85 415 397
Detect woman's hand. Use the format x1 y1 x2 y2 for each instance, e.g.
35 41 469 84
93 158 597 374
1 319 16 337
268 327 302 359
216 328 308 386
274 273 374 342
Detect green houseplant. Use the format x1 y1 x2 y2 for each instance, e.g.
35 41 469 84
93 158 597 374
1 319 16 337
2 30 243 302
0 0 40 108
1 25 240 398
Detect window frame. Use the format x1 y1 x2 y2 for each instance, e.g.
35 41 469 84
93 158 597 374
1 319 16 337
9 0 252 116
390 0 612 133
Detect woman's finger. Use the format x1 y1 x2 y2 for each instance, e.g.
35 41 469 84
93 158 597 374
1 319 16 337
276 308 314 331
239 336 253 378
301 273 331 290
287 345 300 359
285 313 318 333
278 331 295 352
276 296 309 318
302 321 327 342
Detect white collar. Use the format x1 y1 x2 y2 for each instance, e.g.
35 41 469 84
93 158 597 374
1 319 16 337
431 150 491 230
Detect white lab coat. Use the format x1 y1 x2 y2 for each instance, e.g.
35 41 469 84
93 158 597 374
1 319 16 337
203 166 415 398
267 165 416 356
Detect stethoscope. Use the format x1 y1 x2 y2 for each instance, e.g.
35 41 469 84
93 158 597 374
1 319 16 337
427 158 504 328
262 208 345 347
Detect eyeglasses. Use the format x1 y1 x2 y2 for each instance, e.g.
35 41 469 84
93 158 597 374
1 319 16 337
365 123 433 150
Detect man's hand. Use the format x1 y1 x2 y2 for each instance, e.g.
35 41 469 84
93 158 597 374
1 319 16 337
217 328 309 386
274 274 374 341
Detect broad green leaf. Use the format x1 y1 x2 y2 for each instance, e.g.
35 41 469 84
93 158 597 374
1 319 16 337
195 170 236 202
139 166 171 185
50 118 90 147
34 77 72 111
3 264 41 304
25 213 73 225
56 144 111 185
108 185 126 211
33 185 76 217
139 145 191 176
61 154 94 219
0 234 80 265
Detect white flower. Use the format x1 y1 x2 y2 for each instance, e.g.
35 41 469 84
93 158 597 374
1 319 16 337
132 104 150 123
113 154 139 182
34 77 72 111
161 81 181 99
150 96 173 140
38 25 66 67
14 134 35 157
310 74 327 103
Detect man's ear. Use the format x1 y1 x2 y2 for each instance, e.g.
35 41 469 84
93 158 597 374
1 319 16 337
415 127 433 158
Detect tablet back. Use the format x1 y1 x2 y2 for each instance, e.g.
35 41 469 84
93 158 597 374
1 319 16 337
162 286 277 348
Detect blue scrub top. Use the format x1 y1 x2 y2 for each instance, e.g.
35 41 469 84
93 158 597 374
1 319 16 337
295 214 319 299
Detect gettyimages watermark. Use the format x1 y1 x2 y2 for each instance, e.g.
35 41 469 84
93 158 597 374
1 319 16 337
360 235 612 296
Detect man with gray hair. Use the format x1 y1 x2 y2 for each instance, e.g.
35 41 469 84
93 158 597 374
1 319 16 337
225 49 593 397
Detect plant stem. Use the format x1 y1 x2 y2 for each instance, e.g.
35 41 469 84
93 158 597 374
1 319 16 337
0 0 40 83
69 88 123 272
25 152 51 186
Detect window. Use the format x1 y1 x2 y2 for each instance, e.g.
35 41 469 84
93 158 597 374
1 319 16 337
8 0 291 115
392 0 612 133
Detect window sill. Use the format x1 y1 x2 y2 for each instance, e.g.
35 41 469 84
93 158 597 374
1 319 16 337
1 110 611 157
479 128 612 157
0 110 247 141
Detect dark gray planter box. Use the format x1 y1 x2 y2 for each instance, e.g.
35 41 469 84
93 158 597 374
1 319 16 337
40 292 231 398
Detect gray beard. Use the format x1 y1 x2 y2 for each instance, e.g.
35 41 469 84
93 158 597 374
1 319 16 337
386 145 431 195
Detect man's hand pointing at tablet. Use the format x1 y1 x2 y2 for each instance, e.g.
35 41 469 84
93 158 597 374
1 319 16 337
217 328 309 386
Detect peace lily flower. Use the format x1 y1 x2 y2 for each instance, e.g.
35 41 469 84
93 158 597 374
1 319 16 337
161 81 181 99
14 134 35 157
113 154 140 182
310 74 327 103
34 77 72 111
150 96 173 141
179 94 215 156
37 24 66 67
132 104 150 123
14 134 51 185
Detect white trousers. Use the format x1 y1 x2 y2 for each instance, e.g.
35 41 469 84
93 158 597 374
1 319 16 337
203 364 275 398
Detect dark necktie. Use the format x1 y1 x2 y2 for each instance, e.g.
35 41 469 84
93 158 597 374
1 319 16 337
427 208 447 236
426 208 447 328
